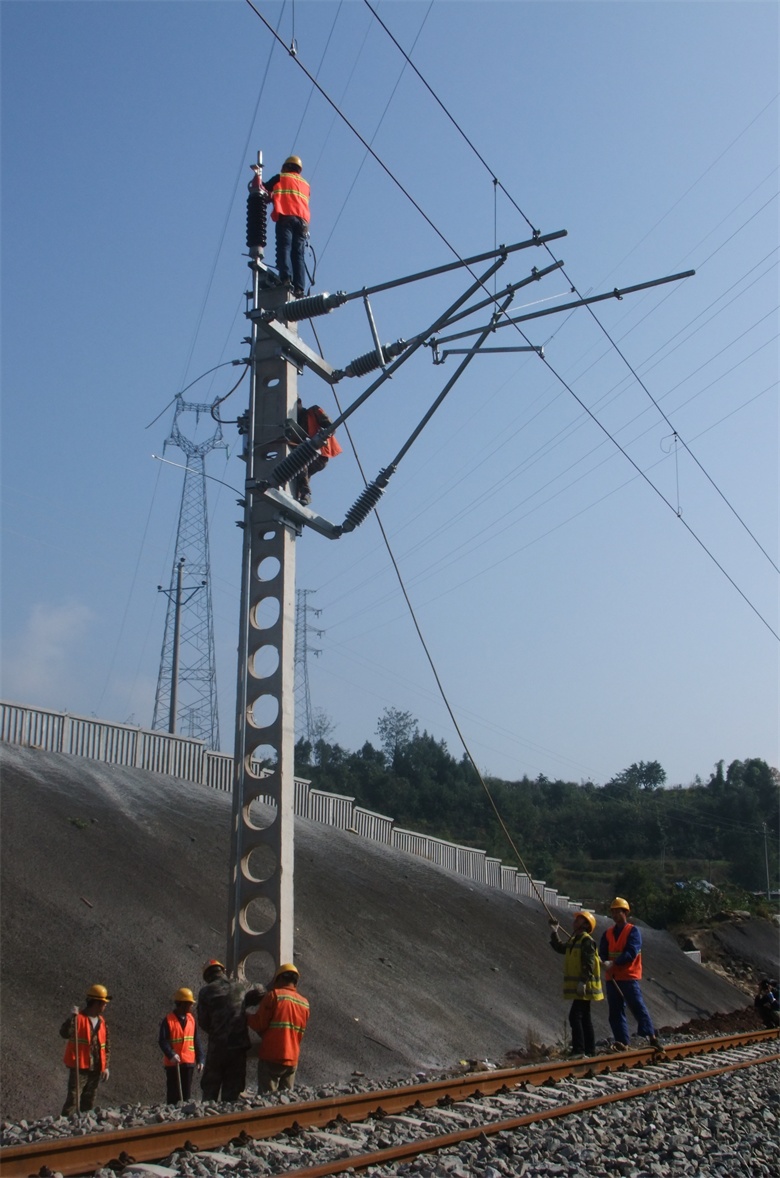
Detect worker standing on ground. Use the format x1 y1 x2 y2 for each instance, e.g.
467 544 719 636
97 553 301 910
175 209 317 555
754 978 780 1028
549 910 603 1056
265 155 310 297
599 897 661 1050
59 984 111 1116
197 959 249 1102
159 987 205 1103
286 399 342 506
247 963 310 1093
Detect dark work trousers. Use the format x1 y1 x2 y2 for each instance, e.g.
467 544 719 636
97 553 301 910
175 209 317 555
62 1068 101 1116
200 1044 247 1102
568 999 596 1055
275 215 308 292
165 1063 195 1103
257 1058 297 1093
605 979 655 1043
296 453 328 498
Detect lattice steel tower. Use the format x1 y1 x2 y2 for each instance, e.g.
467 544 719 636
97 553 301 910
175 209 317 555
294 589 323 744
152 395 227 748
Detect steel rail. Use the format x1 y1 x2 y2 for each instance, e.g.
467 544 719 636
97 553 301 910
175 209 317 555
0 1029 775 1178
268 1049 780 1178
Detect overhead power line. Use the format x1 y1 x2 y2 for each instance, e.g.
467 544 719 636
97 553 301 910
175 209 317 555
361 0 779 581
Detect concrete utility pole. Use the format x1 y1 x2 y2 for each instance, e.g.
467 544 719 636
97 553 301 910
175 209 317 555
227 157 298 978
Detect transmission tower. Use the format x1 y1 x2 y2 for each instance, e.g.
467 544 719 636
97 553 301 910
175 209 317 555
294 589 323 744
152 395 227 749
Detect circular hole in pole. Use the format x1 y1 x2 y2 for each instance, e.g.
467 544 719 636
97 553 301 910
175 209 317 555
241 949 276 985
246 796 277 830
249 743 278 771
265 377 281 389
256 556 280 582
241 895 277 936
251 597 280 630
250 645 279 679
244 844 278 883
248 694 279 729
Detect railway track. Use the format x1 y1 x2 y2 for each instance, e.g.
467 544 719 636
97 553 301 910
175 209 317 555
1 1029 777 1178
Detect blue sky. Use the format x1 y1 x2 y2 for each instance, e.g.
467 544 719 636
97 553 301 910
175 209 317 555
2 0 778 787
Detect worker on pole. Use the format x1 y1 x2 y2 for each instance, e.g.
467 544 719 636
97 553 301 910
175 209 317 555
265 155 310 297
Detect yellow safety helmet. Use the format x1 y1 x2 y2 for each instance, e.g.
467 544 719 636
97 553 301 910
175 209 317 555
86 984 111 1002
283 155 302 171
173 987 195 1004
610 896 631 911
202 958 226 979
574 910 597 932
274 962 299 982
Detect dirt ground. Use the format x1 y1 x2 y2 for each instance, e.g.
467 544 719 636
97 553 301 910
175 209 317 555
1 743 775 1123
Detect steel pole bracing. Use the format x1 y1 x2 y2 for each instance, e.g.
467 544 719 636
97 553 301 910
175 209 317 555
227 264 298 979
169 558 185 733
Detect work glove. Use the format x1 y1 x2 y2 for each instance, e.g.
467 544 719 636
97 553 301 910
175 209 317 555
71 1005 80 1015
576 982 586 998
197 1063 204 1073
171 1054 181 1064
100 1069 110 1083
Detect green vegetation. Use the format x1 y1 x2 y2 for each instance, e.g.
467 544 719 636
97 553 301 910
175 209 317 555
296 708 779 926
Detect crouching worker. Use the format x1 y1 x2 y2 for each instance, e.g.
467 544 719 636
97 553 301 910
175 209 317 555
549 910 603 1056
60 984 111 1116
248 963 310 1093
159 987 204 1103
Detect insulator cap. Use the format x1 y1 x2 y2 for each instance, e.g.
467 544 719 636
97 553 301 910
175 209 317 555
246 191 267 252
271 438 320 485
281 291 348 322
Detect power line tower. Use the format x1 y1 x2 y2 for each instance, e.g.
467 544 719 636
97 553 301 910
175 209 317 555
294 589 323 745
152 395 227 749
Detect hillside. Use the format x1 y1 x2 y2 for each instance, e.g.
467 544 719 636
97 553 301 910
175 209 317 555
0 743 765 1123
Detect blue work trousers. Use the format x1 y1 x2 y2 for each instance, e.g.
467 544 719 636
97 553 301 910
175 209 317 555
275 216 308 293
605 978 655 1043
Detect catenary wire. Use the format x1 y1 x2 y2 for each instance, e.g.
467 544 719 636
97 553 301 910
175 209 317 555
361 0 778 577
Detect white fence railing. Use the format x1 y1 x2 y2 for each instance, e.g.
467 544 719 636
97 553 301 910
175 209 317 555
1 699 580 910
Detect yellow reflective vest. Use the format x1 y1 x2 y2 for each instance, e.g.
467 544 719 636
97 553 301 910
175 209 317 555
562 933 604 1001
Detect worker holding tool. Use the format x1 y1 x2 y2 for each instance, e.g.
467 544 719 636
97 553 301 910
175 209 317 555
159 987 204 1103
264 154 310 297
247 962 310 1093
549 910 603 1056
197 959 249 1101
599 897 661 1050
60 983 111 1116
286 399 342 506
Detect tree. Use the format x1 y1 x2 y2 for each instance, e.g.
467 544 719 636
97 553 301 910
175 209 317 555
607 760 666 793
376 707 419 766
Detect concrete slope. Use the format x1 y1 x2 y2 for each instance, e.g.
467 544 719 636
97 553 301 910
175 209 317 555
0 743 750 1122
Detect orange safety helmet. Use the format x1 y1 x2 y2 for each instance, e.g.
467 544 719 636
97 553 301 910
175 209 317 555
202 958 226 979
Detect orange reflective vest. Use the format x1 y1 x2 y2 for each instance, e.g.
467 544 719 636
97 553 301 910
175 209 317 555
163 1012 196 1066
604 922 642 980
303 408 342 457
63 1014 107 1071
271 172 310 223
249 986 310 1067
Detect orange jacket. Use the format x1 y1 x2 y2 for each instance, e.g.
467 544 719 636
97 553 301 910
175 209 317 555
270 172 310 223
63 1013 107 1071
604 923 643 980
162 1012 196 1066
248 986 310 1066
302 407 342 457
